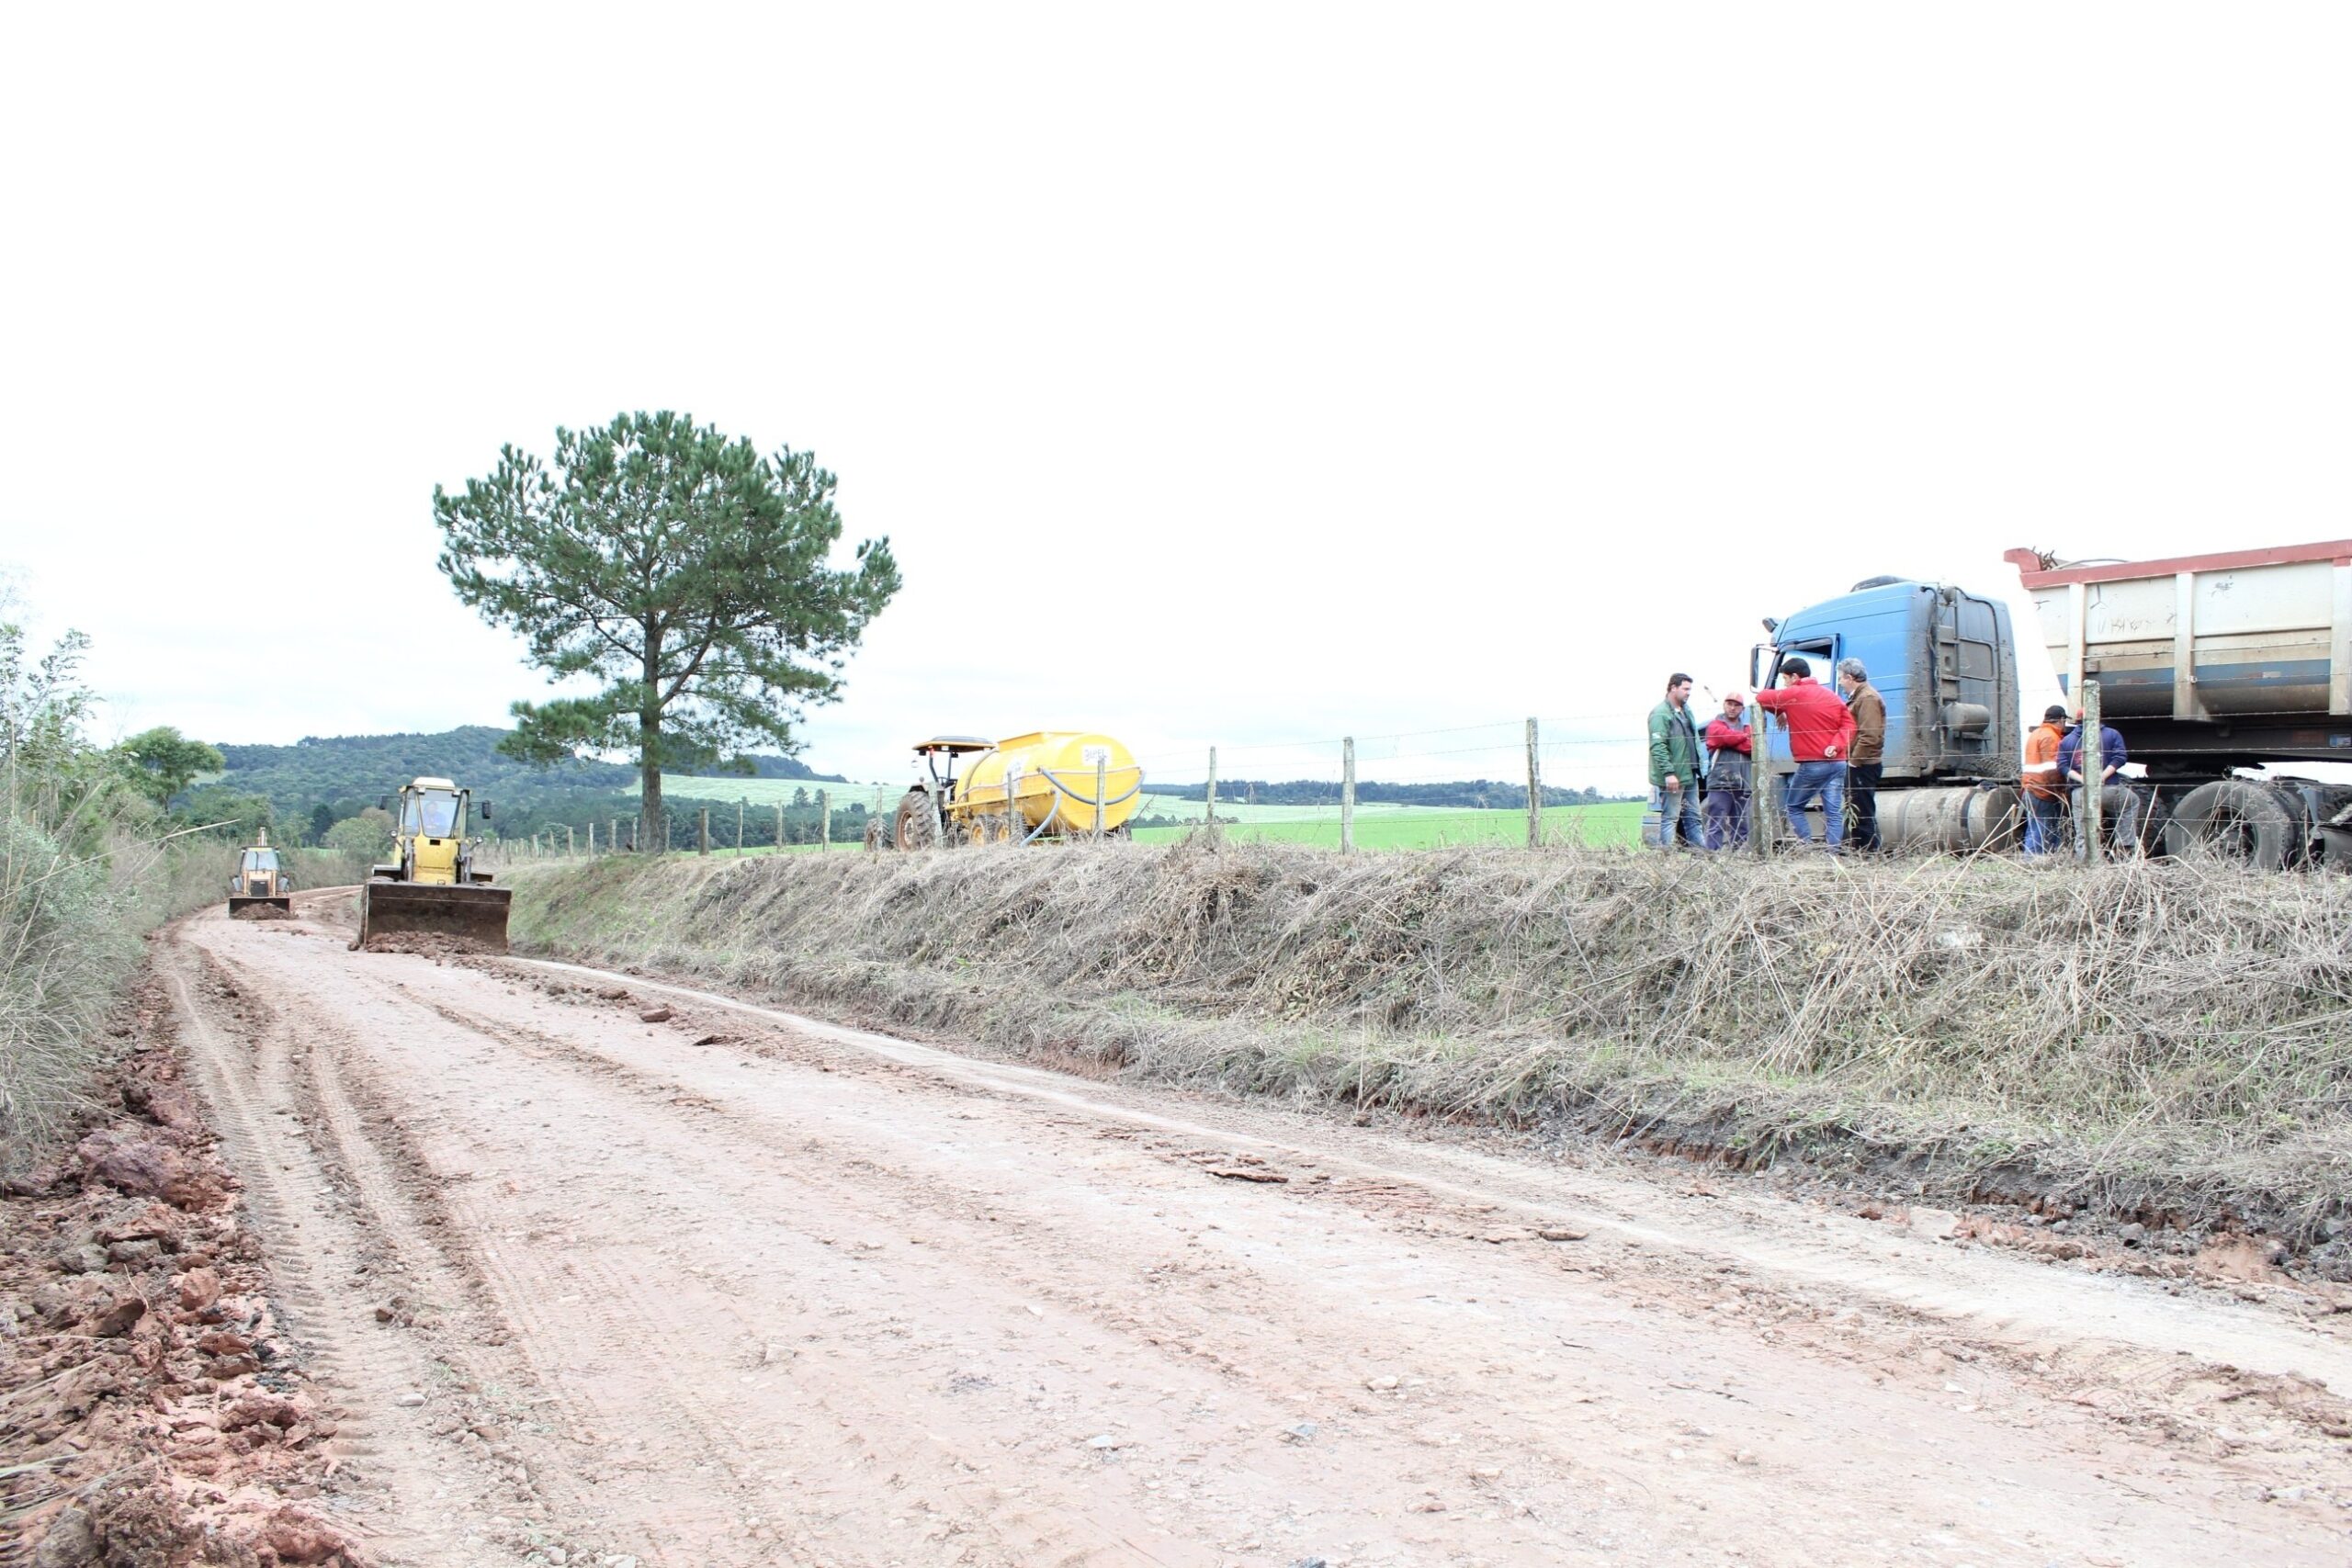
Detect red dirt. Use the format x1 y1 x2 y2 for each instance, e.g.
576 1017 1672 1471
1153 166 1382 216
2 982 363 1566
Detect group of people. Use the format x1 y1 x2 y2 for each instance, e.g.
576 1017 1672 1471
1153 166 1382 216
1646 657 1880 852
1646 662 2132 854
2019 703 2135 854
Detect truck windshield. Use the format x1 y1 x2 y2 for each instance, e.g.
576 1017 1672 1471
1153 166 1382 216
413 792 460 837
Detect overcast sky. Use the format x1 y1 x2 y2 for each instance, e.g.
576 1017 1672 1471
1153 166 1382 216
5 7 2347 794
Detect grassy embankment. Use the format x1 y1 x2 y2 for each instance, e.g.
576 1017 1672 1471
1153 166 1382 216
504 840 2352 1252
3 825 363 1165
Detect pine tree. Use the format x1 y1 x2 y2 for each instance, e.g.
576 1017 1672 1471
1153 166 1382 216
435 412 900 850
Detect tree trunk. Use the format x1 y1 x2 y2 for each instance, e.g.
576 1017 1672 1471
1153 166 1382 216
640 709 664 854
640 628 664 854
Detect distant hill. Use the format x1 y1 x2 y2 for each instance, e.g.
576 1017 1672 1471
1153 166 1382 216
211 726 843 822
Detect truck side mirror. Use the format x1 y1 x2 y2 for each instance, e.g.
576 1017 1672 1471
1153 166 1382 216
480 801 492 821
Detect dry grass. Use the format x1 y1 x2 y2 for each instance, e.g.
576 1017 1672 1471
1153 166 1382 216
506 839 2352 1238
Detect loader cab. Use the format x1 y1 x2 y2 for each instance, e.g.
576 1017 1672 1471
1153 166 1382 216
239 848 281 876
910 737 993 804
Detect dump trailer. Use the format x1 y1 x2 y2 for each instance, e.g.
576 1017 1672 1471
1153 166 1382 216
2007 540 2352 867
227 828 293 917
1744 577 2027 853
866 732 1145 850
355 777 512 950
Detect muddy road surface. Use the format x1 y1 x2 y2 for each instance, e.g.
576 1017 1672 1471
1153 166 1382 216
158 892 2352 1566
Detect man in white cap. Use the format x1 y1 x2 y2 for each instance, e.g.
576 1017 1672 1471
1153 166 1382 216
1701 691 1752 850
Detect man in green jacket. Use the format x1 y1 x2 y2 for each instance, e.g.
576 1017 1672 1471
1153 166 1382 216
1647 672 1703 849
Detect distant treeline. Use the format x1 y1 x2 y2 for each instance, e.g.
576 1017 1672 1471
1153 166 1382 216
1144 779 1631 809
203 725 847 845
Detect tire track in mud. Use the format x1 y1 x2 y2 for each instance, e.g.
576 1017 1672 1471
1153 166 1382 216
158 934 505 1564
396 990 1239 1566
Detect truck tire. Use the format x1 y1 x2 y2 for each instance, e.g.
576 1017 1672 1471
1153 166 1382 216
863 818 888 852
2163 780 2301 869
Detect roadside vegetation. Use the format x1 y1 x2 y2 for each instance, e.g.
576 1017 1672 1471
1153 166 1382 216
0 619 363 1167
506 839 2352 1258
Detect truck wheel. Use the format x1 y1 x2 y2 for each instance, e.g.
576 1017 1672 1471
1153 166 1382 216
2163 780 2301 868
863 818 888 852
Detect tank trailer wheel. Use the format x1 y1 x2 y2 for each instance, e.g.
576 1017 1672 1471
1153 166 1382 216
863 818 888 852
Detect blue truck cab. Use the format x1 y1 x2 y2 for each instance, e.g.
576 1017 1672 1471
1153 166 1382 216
1756 578 2020 787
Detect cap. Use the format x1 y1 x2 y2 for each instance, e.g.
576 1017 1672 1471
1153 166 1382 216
2042 704 2068 723
1724 693 1747 708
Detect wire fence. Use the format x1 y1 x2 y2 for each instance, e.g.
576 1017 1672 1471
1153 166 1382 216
477 712 1669 860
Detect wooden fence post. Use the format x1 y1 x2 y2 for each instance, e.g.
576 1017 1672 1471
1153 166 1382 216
697 807 709 855
819 789 831 850
775 804 785 852
1340 737 1356 852
2079 680 2104 866
736 800 744 854
1752 705 1773 859
566 825 575 857
1525 717 1541 849
586 820 594 856
1205 747 1218 843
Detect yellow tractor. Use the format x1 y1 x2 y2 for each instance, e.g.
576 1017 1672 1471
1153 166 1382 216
354 777 512 952
227 827 293 918
865 732 1144 849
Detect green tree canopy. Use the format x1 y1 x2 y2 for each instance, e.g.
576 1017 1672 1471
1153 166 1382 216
323 807 394 864
433 412 900 846
116 726 224 806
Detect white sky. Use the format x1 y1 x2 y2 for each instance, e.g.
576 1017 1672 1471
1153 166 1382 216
5 7 2348 795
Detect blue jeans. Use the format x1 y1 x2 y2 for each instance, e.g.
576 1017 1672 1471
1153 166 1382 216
1783 761 1845 847
1654 784 1702 849
2022 791 2065 855
1703 788 1748 851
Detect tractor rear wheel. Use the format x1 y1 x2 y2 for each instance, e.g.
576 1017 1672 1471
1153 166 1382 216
893 790 939 851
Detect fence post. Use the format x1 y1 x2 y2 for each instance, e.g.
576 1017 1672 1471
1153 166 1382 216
1752 705 1773 859
698 807 709 855
1204 747 1219 843
1341 737 1356 852
1525 717 1542 849
819 789 831 851
586 820 594 856
566 825 575 857
2079 680 2104 866
737 800 744 854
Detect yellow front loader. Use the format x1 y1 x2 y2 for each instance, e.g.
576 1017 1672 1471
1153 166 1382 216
354 777 512 952
227 827 293 918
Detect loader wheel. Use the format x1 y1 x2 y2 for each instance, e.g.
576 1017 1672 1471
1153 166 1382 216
892 790 939 851
2164 779 2301 869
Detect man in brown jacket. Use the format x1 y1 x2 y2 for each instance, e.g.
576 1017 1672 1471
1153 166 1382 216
1837 658 1886 852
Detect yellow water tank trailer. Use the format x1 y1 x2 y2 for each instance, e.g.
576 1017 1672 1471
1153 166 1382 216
958 731 1144 840
872 731 1146 848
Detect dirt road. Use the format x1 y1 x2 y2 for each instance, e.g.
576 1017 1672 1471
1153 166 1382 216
158 892 2352 1566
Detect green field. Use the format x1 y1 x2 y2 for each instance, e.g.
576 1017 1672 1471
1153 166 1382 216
660 774 894 808
1130 800 1643 850
630 799 1643 852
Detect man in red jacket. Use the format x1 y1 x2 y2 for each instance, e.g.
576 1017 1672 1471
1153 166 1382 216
1751 656 1857 850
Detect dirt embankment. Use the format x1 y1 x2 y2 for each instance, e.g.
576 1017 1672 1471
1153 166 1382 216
3 977 363 1567
505 840 2352 1271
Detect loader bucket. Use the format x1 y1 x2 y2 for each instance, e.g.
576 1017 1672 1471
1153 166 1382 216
228 896 293 919
356 881 513 953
